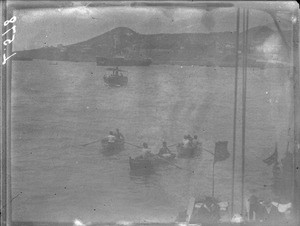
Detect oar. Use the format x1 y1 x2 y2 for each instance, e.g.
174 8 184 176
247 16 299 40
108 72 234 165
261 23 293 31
155 155 193 172
202 148 215 156
79 138 103 147
167 143 178 148
124 141 142 149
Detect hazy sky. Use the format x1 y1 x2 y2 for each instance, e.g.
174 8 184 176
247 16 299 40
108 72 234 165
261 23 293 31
12 1 295 51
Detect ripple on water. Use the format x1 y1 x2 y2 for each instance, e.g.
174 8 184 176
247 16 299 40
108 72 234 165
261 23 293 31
12 62 291 222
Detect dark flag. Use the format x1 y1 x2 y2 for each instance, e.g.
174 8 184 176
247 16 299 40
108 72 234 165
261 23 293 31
263 145 278 166
214 141 230 163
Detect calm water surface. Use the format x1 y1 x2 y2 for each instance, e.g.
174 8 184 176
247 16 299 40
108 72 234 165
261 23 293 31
11 61 292 223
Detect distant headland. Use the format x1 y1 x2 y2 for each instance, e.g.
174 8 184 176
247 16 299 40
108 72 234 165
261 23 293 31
14 26 290 68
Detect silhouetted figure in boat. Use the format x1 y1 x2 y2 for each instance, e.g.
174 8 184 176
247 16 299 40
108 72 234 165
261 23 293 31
112 67 124 77
112 67 119 76
115 128 124 141
182 135 191 148
107 131 116 143
158 141 171 156
187 134 193 142
139 142 154 159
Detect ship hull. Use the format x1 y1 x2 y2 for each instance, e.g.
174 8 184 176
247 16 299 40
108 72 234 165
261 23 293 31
96 57 151 66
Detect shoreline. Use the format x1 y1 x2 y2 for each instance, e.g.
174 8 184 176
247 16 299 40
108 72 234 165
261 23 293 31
12 59 290 69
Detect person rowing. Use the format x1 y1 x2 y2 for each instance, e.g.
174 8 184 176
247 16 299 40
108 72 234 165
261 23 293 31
112 67 119 77
192 135 200 146
182 135 192 148
115 128 124 141
112 67 124 77
158 141 171 156
141 142 154 159
107 131 116 143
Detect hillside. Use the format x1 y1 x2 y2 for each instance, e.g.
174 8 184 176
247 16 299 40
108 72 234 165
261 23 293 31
14 26 291 67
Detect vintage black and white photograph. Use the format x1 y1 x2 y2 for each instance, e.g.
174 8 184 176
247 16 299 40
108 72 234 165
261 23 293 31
1 1 300 226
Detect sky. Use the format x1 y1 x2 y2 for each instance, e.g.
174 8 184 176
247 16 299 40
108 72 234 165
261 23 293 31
11 1 296 51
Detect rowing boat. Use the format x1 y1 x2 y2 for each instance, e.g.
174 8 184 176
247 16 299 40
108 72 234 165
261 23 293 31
101 138 125 156
103 75 128 87
129 153 176 171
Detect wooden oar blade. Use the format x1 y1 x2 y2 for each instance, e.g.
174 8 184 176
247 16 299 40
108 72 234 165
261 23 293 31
156 155 193 172
80 139 102 147
124 141 142 149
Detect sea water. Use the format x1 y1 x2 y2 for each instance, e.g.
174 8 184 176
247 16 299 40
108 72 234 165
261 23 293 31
11 60 292 223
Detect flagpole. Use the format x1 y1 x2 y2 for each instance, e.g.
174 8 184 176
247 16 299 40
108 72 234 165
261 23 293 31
231 7 240 218
241 8 246 216
241 9 249 216
212 161 215 198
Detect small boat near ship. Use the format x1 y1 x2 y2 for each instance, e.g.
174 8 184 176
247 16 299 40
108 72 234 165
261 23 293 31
103 67 128 87
103 75 128 87
96 57 152 66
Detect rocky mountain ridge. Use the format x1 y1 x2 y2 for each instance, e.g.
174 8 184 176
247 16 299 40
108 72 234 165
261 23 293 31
14 26 290 67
